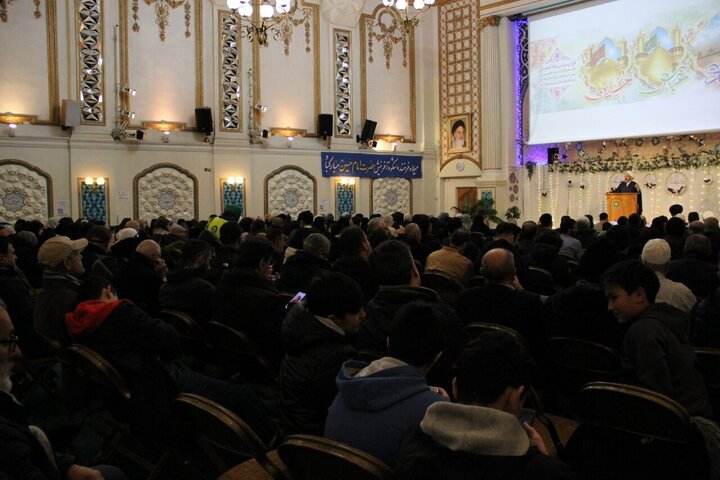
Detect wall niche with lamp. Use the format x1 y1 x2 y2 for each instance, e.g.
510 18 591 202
79 176 108 223
221 177 245 217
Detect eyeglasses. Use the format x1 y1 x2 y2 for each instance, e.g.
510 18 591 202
0 333 19 352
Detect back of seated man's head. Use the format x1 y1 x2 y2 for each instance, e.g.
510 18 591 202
449 228 469 250
688 221 705 235
412 214 430 234
602 259 659 323
481 248 515 285
599 212 608 221
404 223 421 241
389 301 444 370
306 271 364 334
669 204 683 217
616 216 628 227
585 214 594 225
579 239 620 283
495 222 520 242
297 210 314 226
367 217 387 234
136 239 161 261
219 221 242 247
78 275 115 302
303 233 331 261
685 234 711 258
338 226 369 257
665 217 685 236
236 237 273 270
533 228 562 248
688 212 700 223
182 239 213 270
520 221 537 240
575 216 591 231
538 213 552 228
369 240 417 286
641 238 671 272
705 217 720 232
455 331 537 411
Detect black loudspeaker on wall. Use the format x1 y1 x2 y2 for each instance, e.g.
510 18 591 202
359 119 377 142
547 147 559 164
318 114 333 138
195 107 213 134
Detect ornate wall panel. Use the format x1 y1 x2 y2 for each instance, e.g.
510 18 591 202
78 178 108 222
0 160 53 221
439 0 479 170
120 0 203 129
77 0 105 124
334 29 352 137
264 166 317 216
133 164 198 220
335 181 355 216
255 1 320 136
371 178 412 215
0 0 59 124
360 5 416 142
219 11 241 132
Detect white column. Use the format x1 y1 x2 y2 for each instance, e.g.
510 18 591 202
480 16 501 171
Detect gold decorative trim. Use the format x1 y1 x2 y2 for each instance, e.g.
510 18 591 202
131 0 192 41
263 165 317 216
270 127 306 137
141 120 186 131
360 3 416 144
0 113 38 124
478 15 501 30
1 0 42 22
35 0 59 125
0 159 54 217
132 163 199 219
195 0 202 108
77 177 110 222
374 134 405 143
369 178 413 215
76 0 106 125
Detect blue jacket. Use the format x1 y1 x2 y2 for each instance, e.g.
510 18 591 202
324 359 446 466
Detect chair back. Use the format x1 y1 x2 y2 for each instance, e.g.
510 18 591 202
526 266 556 295
421 270 465 305
466 322 528 348
468 275 485 289
548 337 622 379
206 321 277 386
694 347 720 417
66 344 131 401
158 309 205 341
278 435 393 480
173 393 285 478
577 382 692 443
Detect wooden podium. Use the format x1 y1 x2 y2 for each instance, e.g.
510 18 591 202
606 193 638 221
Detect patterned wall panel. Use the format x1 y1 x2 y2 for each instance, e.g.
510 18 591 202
219 11 241 132
336 182 355 216
334 29 352 137
78 179 108 222
221 180 244 216
371 178 411 215
77 0 105 124
439 0 479 169
264 166 317 216
0 160 52 221
133 164 198 220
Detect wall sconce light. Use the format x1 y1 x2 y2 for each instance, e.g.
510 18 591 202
338 177 356 186
84 176 106 190
0 112 37 137
270 127 306 148
226 177 244 190
142 120 186 143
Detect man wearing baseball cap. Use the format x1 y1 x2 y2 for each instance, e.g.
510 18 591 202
34 236 87 344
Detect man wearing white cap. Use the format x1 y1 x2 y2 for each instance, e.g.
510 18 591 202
33 235 87 344
640 239 696 313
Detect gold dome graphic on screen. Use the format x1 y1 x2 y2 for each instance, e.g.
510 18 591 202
582 38 629 89
635 27 685 85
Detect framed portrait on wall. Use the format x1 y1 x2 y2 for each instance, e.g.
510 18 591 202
447 114 471 153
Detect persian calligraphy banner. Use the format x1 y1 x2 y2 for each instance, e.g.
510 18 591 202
320 152 423 178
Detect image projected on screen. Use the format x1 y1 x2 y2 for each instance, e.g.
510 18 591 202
527 0 720 145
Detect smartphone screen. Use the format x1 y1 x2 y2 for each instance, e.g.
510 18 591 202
518 408 536 426
286 291 306 310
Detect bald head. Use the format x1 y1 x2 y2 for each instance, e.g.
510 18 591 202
481 248 515 284
404 223 420 241
136 239 161 260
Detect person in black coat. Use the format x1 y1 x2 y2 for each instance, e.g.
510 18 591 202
278 233 331 293
667 234 719 299
113 240 166 315
0 237 40 356
213 238 287 366
331 226 377 301
278 271 364 436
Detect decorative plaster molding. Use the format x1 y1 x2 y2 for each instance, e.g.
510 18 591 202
264 166 317 216
371 178 412 215
478 15 500 30
133 163 198 220
0 160 53 220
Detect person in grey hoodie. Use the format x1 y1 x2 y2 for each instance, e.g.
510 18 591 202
324 302 449 466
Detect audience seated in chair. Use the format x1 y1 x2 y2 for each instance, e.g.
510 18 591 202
331 226 377 302
457 248 547 362
667 234 720 299
394 330 576 480
34 235 87 345
693 285 720 348
354 240 467 392
82 225 119 281
601 260 713 418
424 228 473 286
65 276 278 444
113 239 167 315
0 301 128 480
159 239 215 326
523 229 573 288
278 233 331 293
278 271 365 436
325 301 449 466
207 221 242 284
214 237 287 367
640 239 696 314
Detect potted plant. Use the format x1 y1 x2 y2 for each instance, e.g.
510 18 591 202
505 206 521 221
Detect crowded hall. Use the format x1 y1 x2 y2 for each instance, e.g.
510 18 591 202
1 0 720 478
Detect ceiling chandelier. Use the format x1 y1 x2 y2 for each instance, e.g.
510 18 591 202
382 0 435 31
226 0 292 46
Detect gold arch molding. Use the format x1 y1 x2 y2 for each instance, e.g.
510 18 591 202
132 163 199 219
360 4 417 144
119 0 203 130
